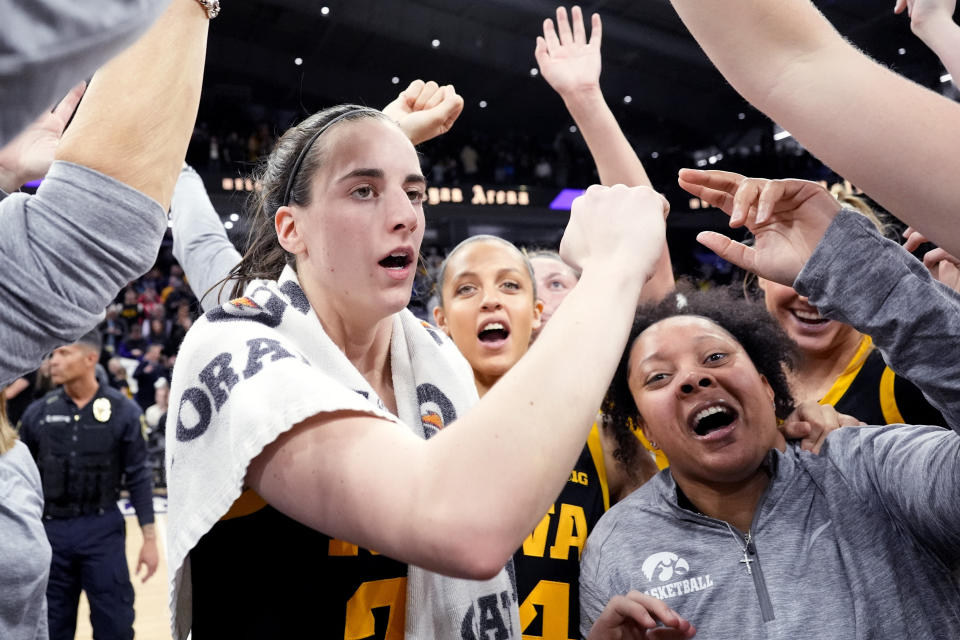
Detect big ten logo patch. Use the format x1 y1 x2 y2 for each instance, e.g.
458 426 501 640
569 470 589 486
460 590 517 640
417 383 456 439
175 338 299 442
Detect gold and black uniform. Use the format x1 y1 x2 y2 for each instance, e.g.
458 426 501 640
823 336 946 426
190 490 408 639
515 423 609 640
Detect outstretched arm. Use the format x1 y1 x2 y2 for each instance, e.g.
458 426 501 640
536 6 674 300
55 0 208 210
896 0 960 87
0 82 85 193
246 185 669 578
171 80 464 313
668 0 960 258
171 165 242 312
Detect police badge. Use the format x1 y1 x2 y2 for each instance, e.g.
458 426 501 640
92 397 112 422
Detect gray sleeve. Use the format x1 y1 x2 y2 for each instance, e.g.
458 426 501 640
0 0 172 145
170 165 242 312
0 161 166 387
823 425 960 562
798 210 960 561
579 531 613 638
795 209 960 431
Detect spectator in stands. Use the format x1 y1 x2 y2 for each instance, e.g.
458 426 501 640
119 287 144 328
99 303 127 354
133 344 168 411
118 323 147 360
107 358 133 398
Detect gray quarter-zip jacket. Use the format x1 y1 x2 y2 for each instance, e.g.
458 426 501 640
580 210 960 639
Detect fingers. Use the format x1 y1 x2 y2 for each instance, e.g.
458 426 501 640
934 259 960 291
424 84 446 110
589 12 602 46
543 17 561 53
534 35 549 68
677 169 744 215
413 80 440 111
894 0 908 13
838 412 867 427
756 180 787 225
571 6 587 43
923 246 960 268
903 226 930 253
556 6 574 46
696 231 758 273
401 79 425 107
731 179 763 228
52 81 87 129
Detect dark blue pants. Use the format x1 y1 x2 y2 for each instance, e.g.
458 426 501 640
44 509 135 640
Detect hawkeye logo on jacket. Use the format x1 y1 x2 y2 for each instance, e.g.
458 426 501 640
640 552 714 601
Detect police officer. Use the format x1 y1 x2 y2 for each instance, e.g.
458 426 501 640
19 330 157 640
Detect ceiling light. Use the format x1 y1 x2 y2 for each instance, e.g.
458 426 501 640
898 47 906 55
224 221 234 230
651 151 660 159
569 125 577 133
479 100 487 108
294 57 303 66
431 39 440 48
942 73 953 83
738 112 746 120
229 213 240 222
623 95 632 104
530 68 539 76
773 129 792 141
320 6 330 15
391 76 400 84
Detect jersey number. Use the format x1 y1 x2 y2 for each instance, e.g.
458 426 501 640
518 580 574 640
344 577 406 640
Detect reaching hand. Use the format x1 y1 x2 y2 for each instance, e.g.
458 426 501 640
894 0 957 35
560 184 668 286
779 401 864 454
588 591 696 640
382 80 464 146
679 169 842 287
136 537 159 583
535 6 602 98
0 82 86 192
904 227 960 292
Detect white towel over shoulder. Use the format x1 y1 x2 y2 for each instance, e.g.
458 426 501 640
165 266 520 639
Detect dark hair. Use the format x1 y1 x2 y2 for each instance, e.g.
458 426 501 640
435 235 537 307
603 282 798 469
76 329 102 355
216 105 393 301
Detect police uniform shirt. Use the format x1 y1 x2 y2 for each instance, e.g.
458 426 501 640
190 490 408 639
18 385 154 524
514 423 610 640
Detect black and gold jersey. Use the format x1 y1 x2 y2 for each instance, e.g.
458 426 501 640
514 423 610 640
190 490 407 639
823 336 946 426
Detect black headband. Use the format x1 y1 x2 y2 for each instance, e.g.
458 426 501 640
281 107 383 207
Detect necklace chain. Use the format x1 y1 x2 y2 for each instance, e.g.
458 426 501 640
724 522 755 576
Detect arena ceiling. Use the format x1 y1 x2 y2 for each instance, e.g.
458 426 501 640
199 0 949 153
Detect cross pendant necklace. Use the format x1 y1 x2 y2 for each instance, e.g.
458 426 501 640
725 523 754 576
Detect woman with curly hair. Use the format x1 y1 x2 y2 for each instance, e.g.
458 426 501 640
580 171 960 639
